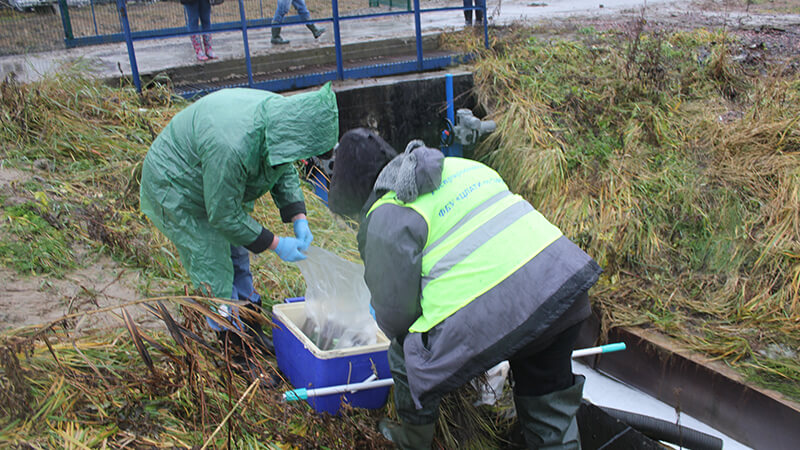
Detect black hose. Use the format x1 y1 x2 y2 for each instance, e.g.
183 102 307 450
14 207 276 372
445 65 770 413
600 406 724 450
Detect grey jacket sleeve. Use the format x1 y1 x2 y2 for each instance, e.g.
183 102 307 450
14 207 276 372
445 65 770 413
361 204 428 340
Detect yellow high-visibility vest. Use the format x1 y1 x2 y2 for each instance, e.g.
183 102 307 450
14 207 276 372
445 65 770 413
368 157 563 332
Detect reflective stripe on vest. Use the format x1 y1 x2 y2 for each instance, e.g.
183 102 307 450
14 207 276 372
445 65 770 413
368 157 563 332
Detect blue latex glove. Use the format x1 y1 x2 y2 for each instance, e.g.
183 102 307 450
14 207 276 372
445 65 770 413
293 218 313 251
273 237 307 262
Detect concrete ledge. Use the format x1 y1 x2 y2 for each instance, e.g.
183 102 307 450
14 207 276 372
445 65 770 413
578 317 800 449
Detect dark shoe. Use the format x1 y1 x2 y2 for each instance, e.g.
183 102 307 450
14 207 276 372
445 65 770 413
271 27 290 45
231 355 281 389
217 329 245 353
217 331 281 389
243 319 274 354
378 418 435 450
307 24 326 39
242 302 275 354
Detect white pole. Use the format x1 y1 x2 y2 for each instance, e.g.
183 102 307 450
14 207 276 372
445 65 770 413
284 378 395 402
283 342 626 401
571 342 627 358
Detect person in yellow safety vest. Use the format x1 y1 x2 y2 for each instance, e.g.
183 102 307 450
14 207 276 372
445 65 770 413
326 128 602 449
139 83 339 383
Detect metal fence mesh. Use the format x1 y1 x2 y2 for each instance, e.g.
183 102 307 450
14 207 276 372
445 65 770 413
2 2 67 55
1 0 418 56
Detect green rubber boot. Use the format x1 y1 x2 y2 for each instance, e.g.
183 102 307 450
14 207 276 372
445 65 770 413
514 374 585 449
271 27 289 45
307 24 326 39
379 418 435 450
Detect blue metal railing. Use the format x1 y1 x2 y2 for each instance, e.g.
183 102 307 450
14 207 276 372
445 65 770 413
114 0 488 96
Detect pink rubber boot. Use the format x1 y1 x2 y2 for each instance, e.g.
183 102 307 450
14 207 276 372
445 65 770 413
203 34 217 59
191 35 208 61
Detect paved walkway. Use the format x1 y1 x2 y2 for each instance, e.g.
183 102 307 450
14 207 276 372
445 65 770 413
1 0 685 84
5 0 796 85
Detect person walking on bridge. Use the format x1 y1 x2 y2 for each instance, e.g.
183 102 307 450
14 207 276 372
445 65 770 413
270 0 326 45
327 128 601 449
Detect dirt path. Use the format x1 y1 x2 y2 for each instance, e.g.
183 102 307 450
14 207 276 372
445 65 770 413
0 262 155 333
0 166 159 333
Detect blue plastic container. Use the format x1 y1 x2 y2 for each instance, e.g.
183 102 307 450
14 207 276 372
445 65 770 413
272 301 391 415
307 171 329 204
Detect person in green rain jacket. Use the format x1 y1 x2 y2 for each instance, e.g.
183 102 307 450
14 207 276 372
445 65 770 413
139 83 339 364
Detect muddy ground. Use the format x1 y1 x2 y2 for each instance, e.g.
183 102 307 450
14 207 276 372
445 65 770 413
1 0 798 332
0 166 162 333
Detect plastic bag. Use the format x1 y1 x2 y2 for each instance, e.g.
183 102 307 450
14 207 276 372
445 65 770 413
296 246 378 350
471 361 510 406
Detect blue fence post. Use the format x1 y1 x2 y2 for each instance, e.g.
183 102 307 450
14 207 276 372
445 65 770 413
445 73 455 125
412 0 422 70
58 0 74 43
443 73 461 157
237 0 255 87
483 4 489 49
90 0 99 36
332 0 344 80
116 0 141 93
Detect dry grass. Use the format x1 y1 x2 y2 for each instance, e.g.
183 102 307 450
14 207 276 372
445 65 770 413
3 21 798 447
444 24 800 399
0 64 513 447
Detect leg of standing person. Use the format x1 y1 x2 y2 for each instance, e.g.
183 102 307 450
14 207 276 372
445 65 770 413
230 245 261 306
474 0 485 25
199 0 217 59
463 0 473 26
184 1 208 61
230 245 274 353
378 339 438 449
508 307 587 449
271 0 291 44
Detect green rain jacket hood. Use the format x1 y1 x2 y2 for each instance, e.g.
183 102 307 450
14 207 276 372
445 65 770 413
261 83 339 166
139 84 338 298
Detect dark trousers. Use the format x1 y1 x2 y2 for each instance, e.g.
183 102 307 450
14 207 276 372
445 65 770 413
388 317 585 425
463 0 486 24
184 0 212 33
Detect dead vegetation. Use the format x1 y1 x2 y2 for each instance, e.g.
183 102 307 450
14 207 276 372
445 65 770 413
1 12 799 447
444 20 799 400
0 65 514 447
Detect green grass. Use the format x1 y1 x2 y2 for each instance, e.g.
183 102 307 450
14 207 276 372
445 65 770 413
0 202 75 276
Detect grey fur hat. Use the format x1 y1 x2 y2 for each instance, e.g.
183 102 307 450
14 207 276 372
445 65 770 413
374 140 442 203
